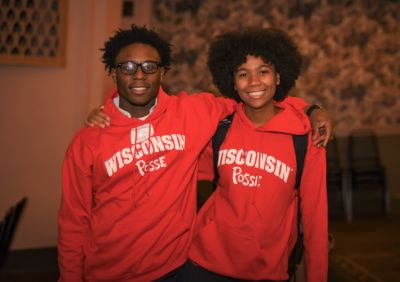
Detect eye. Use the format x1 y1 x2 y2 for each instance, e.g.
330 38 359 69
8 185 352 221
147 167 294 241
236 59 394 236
259 68 270 75
122 61 136 71
142 62 158 73
236 71 247 78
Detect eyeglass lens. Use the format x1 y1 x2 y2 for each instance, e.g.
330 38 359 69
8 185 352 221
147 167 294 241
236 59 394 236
118 61 160 75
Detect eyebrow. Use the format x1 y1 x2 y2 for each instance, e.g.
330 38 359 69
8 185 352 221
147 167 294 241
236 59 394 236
236 63 273 71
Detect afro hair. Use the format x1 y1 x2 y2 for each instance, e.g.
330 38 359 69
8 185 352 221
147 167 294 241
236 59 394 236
207 27 302 102
101 25 172 75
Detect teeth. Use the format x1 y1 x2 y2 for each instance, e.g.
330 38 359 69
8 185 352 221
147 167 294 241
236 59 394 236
131 87 146 90
248 91 264 98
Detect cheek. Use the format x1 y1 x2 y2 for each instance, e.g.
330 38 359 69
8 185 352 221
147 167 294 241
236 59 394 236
234 78 246 92
235 86 248 100
115 77 127 88
149 74 162 88
261 76 277 87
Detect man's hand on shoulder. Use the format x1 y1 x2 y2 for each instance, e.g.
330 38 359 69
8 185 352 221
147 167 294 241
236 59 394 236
306 105 334 147
85 106 110 128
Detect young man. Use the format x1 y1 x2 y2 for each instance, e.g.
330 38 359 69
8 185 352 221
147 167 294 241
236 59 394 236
59 25 332 282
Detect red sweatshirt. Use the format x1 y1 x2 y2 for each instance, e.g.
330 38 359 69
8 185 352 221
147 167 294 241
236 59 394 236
189 102 328 282
58 88 236 282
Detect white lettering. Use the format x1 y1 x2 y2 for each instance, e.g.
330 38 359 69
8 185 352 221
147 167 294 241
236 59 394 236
274 159 282 177
136 156 167 176
232 166 261 187
226 149 237 164
105 156 118 176
161 135 174 150
218 150 227 166
104 134 185 177
259 153 267 170
279 163 290 183
265 155 275 173
151 136 165 152
235 149 245 165
121 148 133 165
217 148 292 184
245 150 256 166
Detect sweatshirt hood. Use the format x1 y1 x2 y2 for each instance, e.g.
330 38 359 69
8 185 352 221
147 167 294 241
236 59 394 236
103 86 170 126
236 100 311 135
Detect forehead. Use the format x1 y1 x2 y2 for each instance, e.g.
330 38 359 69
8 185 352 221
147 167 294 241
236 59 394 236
237 55 274 69
116 43 161 62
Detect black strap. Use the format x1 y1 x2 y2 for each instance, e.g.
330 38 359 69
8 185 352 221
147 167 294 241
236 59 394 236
305 104 321 116
288 134 308 281
293 134 308 189
212 113 235 190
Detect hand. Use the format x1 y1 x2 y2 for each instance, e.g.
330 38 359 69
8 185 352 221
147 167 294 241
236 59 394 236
309 109 334 147
85 105 110 128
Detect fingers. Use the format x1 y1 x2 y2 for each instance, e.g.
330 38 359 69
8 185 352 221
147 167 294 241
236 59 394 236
312 119 325 138
321 119 334 147
312 121 328 147
312 122 318 140
85 106 110 128
91 116 109 128
313 136 326 147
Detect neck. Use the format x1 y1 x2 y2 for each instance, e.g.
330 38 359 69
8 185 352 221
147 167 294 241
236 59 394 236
244 104 278 127
119 99 156 118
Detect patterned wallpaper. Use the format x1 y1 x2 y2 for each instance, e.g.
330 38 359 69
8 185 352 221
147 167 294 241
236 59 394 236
152 0 400 132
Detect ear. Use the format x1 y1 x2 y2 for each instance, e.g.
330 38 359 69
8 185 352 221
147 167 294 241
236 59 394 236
111 69 117 83
160 68 166 81
276 74 280 85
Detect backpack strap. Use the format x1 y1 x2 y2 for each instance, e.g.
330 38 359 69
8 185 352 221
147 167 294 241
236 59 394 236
212 113 235 190
288 133 309 281
293 134 308 189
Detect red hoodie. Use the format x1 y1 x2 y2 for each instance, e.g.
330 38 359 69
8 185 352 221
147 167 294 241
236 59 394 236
59 87 309 281
58 88 236 281
189 102 328 282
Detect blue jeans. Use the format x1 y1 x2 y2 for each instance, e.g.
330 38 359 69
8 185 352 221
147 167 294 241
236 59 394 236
179 260 280 282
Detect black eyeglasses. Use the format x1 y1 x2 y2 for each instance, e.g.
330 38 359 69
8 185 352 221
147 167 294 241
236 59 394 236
115 61 162 75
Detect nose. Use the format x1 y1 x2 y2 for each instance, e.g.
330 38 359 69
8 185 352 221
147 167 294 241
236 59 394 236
248 73 261 86
132 68 146 79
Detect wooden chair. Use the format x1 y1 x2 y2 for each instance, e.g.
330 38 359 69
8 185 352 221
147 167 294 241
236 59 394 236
326 138 352 222
349 129 389 216
0 197 28 268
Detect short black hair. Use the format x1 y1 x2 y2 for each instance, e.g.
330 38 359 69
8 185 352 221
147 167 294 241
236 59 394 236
101 25 172 74
207 27 302 102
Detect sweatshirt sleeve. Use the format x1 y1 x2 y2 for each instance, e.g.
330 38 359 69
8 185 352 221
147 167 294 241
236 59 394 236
284 96 309 109
58 135 93 282
299 139 328 282
181 92 237 130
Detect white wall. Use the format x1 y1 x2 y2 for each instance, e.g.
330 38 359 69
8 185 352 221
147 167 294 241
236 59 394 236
0 0 122 250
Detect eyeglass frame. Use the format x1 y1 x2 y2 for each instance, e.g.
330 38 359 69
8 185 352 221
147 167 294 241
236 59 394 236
115 60 163 75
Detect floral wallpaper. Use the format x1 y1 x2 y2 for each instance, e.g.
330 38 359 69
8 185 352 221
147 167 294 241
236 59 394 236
152 0 399 131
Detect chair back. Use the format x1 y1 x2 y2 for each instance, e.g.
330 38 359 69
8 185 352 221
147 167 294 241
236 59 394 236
326 137 341 174
349 129 381 170
0 197 28 268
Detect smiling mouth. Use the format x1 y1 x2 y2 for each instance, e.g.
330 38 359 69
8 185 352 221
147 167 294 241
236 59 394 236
129 86 147 95
248 90 264 98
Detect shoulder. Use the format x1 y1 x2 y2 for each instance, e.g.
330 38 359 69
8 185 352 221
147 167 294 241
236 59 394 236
275 100 311 135
66 127 101 156
283 95 308 109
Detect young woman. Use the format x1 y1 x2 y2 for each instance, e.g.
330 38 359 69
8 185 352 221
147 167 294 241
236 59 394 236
181 28 328 282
